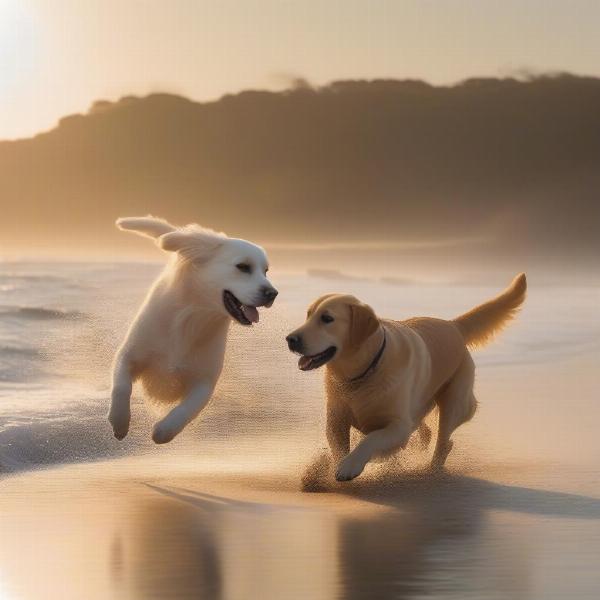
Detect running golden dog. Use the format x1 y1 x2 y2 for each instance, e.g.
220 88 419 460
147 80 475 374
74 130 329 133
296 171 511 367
286 274 526 481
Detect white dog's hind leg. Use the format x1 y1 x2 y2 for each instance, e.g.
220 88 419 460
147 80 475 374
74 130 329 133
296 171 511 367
152 382 213 444
108 355 134 440
335 419 412 481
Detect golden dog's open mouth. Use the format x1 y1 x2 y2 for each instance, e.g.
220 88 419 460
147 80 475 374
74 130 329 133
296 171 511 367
298 346 337 371
223 290 259 326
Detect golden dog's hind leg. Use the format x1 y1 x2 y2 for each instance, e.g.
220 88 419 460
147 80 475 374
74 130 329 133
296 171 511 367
431 353 477 471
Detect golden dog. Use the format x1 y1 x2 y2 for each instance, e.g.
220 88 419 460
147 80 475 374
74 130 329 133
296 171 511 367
286 274 526 481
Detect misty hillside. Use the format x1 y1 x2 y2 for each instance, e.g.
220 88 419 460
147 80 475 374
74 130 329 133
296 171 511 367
1 74 599 258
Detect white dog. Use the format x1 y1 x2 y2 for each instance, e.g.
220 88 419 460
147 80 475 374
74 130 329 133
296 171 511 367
108 216 278 444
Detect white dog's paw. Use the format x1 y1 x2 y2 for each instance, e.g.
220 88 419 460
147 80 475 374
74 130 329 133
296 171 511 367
152 422 179 445
108 407 130 441
335 456 366 482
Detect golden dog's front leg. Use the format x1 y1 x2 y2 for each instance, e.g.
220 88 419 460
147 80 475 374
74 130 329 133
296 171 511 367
335 419 412 481
301 399 351 491
326 399 351 462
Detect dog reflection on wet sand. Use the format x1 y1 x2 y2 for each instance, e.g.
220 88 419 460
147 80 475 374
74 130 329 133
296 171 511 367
112 472 600 600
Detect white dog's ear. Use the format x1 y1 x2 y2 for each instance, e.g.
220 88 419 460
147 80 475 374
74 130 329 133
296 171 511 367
158 225 226 260
116 216 176 239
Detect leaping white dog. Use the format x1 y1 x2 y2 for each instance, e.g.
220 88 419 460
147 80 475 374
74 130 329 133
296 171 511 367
108 216 278 444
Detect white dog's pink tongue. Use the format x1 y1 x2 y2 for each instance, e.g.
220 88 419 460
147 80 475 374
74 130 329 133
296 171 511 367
242 305 259 323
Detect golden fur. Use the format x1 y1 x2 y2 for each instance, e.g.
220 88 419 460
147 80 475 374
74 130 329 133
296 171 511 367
454 273 527 348
288 274 526 481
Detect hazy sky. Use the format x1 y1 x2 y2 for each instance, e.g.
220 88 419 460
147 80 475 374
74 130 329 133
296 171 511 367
2 0 599 140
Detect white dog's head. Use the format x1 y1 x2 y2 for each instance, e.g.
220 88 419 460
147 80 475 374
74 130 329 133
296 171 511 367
117 216 278 325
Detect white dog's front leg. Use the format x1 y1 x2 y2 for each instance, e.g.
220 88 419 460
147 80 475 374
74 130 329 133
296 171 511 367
108 355 133 440
152 382 213 444
335 420 412 482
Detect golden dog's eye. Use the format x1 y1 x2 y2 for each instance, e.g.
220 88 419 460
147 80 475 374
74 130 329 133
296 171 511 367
321 314 334 324
236 263 252 274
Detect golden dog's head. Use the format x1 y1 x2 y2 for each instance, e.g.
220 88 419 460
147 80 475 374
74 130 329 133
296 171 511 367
286 294 379 370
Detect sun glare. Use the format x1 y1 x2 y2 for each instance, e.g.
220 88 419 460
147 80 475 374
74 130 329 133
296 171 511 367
0 0 39 95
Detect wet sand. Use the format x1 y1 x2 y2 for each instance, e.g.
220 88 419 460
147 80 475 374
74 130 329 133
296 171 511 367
1 375 600 600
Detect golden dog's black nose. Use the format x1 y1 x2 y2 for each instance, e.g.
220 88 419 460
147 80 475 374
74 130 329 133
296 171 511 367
286 334 302 352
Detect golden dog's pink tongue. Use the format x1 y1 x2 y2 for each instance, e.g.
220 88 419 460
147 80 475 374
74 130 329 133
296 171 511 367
298 356 312 370
242 305 259 323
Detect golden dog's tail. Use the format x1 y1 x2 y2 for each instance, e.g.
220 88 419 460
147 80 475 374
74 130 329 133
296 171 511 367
454 273 527 349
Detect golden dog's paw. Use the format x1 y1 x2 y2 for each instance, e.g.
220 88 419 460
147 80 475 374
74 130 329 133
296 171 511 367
335 456 366 482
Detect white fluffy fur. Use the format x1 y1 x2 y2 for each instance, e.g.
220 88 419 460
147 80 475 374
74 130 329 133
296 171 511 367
108 216 276 444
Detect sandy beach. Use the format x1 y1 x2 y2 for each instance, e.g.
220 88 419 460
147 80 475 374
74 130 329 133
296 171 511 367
1 264 599 599
2 353 600 599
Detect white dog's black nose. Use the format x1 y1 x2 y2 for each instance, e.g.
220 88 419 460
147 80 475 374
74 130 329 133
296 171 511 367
262 286 278 304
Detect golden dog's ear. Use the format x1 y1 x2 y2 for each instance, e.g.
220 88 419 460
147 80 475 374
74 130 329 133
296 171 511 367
307 293 338 317
349 302 379 346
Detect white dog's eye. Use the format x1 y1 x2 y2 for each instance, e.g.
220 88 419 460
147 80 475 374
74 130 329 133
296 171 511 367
236 263 252 274
321 314 334 324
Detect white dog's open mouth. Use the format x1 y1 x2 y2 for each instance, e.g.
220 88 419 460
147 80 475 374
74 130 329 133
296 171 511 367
223 290 259 326
298 346 337 371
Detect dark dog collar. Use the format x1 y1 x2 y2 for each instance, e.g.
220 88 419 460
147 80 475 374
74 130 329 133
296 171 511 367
349 328 387 383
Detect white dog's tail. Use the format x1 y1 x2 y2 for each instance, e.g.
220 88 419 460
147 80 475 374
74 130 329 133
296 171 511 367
116 216 176 239
454 273 527 349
